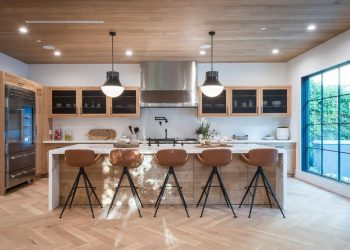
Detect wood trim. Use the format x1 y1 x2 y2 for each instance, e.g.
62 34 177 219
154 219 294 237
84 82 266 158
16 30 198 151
0 72 5 195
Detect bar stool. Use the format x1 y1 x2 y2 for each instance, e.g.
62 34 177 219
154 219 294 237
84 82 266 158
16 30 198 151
59 149 103 219
239 148 285 218
196 149 237 217
107 149 144 218
154 149 189 217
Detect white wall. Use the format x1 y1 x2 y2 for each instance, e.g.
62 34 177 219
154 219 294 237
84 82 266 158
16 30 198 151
28 64 140 86
0 52 28 77
287 29 350 198
29 62 289 140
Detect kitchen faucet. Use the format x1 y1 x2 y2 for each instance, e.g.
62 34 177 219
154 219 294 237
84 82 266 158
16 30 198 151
165 128 168 139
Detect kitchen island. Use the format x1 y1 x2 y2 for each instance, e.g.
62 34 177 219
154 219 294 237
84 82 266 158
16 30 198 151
48 144 287 211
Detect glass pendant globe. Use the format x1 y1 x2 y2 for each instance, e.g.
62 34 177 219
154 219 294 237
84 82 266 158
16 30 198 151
200 85 224 98
101 85 124 98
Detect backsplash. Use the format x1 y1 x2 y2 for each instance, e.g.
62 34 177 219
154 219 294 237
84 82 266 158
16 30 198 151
52 108 290 140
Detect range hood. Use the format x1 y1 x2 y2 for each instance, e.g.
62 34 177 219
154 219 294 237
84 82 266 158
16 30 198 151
140 61 198 107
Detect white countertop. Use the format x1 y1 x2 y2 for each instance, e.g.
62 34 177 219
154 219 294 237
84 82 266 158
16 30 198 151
49 143 287 155
43 139 296 144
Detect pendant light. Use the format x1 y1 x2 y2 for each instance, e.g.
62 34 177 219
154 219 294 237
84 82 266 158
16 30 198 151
101 31 124 97
200 31 224 97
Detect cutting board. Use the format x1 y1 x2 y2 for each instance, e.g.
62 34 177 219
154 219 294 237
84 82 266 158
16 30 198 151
88 129 117 140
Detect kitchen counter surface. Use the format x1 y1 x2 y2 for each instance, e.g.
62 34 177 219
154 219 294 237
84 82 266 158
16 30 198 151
43 139 296 144
49 143 287 212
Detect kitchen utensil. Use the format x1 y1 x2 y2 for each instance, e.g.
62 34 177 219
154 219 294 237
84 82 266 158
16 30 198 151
134 127 139 134
66 103 71 108
232 134 248 140
128 126 134 134
88 129 117 140
56 103 62 108
263 135 275 140
272 100 282 107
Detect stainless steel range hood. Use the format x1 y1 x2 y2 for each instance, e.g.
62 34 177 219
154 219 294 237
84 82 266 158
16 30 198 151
140 61 197 107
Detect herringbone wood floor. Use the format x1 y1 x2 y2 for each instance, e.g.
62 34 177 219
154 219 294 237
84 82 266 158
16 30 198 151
1 178 350 250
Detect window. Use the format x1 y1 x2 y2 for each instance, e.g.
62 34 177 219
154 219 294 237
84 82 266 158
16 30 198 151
302 61 350 184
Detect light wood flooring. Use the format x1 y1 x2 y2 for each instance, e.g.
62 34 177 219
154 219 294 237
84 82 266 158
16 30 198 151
0 178 350 250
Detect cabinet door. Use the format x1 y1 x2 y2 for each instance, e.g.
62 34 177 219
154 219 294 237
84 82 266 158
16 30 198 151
109 88 140 117
260 87 291 116
230 88 258 115
49 89 79 117
199 88 229 116
81 88 107 116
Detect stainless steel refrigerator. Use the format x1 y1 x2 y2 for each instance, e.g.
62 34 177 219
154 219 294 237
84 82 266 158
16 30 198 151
5 85 36 190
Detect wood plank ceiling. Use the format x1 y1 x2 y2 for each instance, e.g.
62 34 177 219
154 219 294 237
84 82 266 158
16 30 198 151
1 0 350 64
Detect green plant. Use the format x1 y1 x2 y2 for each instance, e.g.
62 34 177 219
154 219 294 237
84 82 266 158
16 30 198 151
196 118 211 139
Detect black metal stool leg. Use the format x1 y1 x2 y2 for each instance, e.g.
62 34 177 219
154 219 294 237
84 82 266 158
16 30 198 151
170 167 190 218
68 168 82 209
261 170 272 208
260 168 286 218
83 169 103 208
154 170 171 217
60 168 83 218
248 168 261 218
125 168 142 218
154 170 170 208
126 168 144 208
106 170 125 217
196 169 214 207
214 167 237 218
200 168 215 217
82 169 95 218
239 168 259 208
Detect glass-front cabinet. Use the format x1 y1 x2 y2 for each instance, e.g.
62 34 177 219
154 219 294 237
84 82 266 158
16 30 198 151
109 88 140 117
81 88 107 116
50 89 78 117
260 87 291 116
230 88 258 115
199 88 229 116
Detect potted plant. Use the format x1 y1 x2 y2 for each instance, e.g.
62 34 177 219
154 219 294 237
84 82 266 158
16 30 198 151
196 118 212 142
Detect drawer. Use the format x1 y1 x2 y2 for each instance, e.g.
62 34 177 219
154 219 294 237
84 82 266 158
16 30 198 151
6 171 22 188
21 168 35 182
7 155 22 172
22 152 36 169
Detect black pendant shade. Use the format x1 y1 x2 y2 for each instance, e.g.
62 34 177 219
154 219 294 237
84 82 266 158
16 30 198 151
104 71 122 87
202 71 221 87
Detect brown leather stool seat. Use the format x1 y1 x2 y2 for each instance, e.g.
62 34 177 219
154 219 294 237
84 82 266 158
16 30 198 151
239 148 285 218
59 149 103 218
153 149 190 217
196 149 237 217
107 149 144 218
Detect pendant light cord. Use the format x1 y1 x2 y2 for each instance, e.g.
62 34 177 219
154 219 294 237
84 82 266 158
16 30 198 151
211 33 213 72
111 34 114 73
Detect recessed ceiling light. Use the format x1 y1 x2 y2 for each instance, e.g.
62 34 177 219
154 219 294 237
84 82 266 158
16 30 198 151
272 49 280 55
43 45 55 50
307 24 316 31
18 26 28 34
125 50 133 56
53 50 61 56
200 44 211 49
25 20 104 24
199 50 206 55
260 27 268 31
36 40 42 43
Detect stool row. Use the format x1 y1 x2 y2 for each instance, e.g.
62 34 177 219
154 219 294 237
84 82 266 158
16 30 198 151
59 148 285 219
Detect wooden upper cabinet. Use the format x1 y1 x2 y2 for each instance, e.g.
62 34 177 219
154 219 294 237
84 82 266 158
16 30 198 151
109 87 140 117
4 72 34 91
230 87 259 116
198 87 230 116
260 86 291 116
48 88 79 117
48 86 140 118
80 88 107 117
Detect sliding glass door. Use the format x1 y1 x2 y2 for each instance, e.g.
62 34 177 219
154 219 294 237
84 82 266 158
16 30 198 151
302 62 350 184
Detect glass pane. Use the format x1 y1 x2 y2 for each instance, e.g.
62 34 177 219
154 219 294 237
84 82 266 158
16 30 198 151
307 148 322 174
308 100 321 124
323 124 338 142
340 64 350 95
309 74 322 100
323 97 338 123
82 90 106 114
322 150 339 180
52 90 77 114
202 90 226 114
340 153 350 183
22 106 34 145
262 89 288 114
308 124 322 149
231 89 257 114
340 125 350 153
112 90 137 114
340 94 350 123
323 68 339 98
